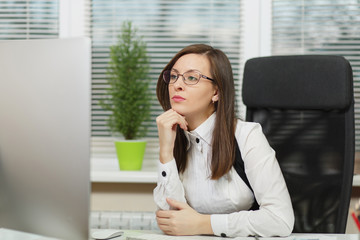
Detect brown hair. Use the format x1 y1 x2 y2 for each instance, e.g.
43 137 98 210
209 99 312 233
156 44 236 180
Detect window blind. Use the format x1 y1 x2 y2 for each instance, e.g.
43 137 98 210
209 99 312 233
271 0 360 150
0 0 59 40
90 0 242 161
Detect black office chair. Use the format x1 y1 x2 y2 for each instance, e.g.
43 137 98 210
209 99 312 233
242 55 354 233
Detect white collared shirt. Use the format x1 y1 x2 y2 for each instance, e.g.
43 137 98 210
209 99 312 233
153 113 294 237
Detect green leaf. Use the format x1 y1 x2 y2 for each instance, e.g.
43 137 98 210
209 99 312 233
99 20 151 140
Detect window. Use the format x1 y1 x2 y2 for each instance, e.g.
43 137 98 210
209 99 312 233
0 0 243 165
90 0 243 162
8 1 358 162
271 0 360 150
0 0 59 40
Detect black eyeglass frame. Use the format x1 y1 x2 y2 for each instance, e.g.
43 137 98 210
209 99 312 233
162 69 215 85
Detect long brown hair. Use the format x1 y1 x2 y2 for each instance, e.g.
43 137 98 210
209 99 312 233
156 44 236 180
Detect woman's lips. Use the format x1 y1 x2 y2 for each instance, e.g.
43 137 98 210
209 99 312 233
172 95 185 102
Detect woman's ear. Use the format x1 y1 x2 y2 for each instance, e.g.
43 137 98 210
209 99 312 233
212 88 219 103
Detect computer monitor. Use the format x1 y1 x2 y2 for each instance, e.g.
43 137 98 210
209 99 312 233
0 37 91 239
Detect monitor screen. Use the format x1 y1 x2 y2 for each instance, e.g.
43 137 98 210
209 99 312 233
0 37 91 240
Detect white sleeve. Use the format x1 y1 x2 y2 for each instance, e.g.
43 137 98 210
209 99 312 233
211 123 294 237
153 159 187 210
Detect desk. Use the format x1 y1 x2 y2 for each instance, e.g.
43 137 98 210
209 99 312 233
0 228 57 240
1 228 358 240
122 231 359 240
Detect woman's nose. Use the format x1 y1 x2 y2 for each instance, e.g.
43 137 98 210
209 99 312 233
173 76 185 90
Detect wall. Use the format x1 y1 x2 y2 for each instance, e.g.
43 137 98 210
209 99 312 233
91 183 156 212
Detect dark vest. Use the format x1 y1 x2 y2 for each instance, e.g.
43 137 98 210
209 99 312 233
233 138 259 211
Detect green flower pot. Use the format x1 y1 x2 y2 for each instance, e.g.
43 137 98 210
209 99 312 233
114 140 146 170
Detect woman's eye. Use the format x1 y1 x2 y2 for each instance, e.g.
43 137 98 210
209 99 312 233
170 74 177 80
187 75 198 81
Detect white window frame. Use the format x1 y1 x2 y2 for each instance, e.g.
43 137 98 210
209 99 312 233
59 0 89 38
241 0 272 61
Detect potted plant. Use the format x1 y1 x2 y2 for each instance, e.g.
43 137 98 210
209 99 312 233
100 21 151 170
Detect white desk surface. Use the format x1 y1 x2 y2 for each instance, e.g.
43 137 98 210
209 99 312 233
122 232 359 240
1 228 358 240
0 228 58 240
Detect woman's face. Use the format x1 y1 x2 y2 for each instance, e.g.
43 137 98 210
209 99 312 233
168 53 218 128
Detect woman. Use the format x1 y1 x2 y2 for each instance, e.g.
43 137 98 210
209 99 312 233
153 44 294 237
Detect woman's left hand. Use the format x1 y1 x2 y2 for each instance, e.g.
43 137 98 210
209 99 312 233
156 198 213 236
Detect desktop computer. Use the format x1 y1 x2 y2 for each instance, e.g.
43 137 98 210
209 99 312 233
0 37 91 239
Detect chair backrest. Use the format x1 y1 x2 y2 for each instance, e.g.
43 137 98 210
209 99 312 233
242 55 354 233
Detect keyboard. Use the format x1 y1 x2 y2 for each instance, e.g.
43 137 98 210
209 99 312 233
90 211 159 231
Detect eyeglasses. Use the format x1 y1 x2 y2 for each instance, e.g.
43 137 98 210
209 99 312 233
163 69 214 85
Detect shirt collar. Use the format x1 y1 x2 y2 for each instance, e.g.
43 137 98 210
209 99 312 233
184 112 216 148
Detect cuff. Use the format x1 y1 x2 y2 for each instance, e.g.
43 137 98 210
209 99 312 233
211 214 229 237
157 158 178 183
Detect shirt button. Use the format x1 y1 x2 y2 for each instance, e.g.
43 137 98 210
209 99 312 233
161 171 166 177
196 138 200 143
221 233 227 237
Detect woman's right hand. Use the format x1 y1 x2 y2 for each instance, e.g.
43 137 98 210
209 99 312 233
156 109 188 164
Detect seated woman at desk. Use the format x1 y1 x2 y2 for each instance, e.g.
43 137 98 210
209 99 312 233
153 44 294 237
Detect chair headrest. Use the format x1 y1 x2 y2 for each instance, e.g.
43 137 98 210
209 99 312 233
242 55 353 110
